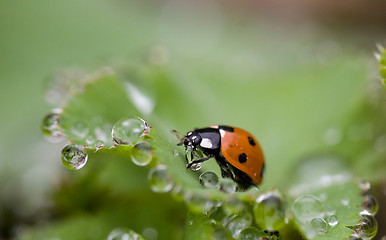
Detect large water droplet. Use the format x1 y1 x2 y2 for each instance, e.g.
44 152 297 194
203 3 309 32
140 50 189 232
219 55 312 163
219 179 236 194
254 191 286 231
70 121 89 139
61 144 88 170
292 195 324 223
199 171 219 189
41 109 63 142
328 215 339 227
131 141 153 166
107 228 145 240
353 214 378 239
361 195 378 216
226 214 253 239
112 117 149 145
148 165 173 193
238 227 265 240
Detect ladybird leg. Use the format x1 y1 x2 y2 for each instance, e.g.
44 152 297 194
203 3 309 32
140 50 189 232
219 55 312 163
186 154 214 169
219 163 235 180
184 152 189 164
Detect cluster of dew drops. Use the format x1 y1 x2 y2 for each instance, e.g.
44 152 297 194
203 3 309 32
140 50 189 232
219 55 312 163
174 173 379 240
290 180 379 240
42 110 380 240
41 111 174 194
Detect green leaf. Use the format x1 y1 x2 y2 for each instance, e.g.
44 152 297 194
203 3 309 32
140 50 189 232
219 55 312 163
36 69 373 240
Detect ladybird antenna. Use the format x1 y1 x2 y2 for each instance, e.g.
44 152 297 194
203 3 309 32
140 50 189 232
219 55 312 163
172 129 185 142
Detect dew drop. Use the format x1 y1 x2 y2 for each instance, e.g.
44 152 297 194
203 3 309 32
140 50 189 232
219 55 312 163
112 117 149 145
148 165 173 193
41 109 63 142
361 195 378 216
219 178 236 194
199 171 219 189
61 144 88 170
353 214 378 239
238 227 265 240
310 217 328 234
328 215 339 227
107 228 145 240
131 141 153 166
292 195 324 223
94 140 104 150
70 121 89 139
254 191 286 231
189 162 202 171
226 214 253 239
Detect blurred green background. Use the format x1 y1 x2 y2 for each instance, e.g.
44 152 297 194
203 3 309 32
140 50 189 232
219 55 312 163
1 0 386 239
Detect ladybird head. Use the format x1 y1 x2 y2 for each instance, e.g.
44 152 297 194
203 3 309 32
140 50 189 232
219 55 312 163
178 131 202 150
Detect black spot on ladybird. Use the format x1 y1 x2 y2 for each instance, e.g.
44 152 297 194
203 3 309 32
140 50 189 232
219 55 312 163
248 136 256 146
238 153 247 163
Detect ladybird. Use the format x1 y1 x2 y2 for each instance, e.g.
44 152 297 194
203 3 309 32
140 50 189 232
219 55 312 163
176 125 265 190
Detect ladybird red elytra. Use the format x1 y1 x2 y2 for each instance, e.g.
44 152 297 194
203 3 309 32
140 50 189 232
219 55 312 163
175 125 265 190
